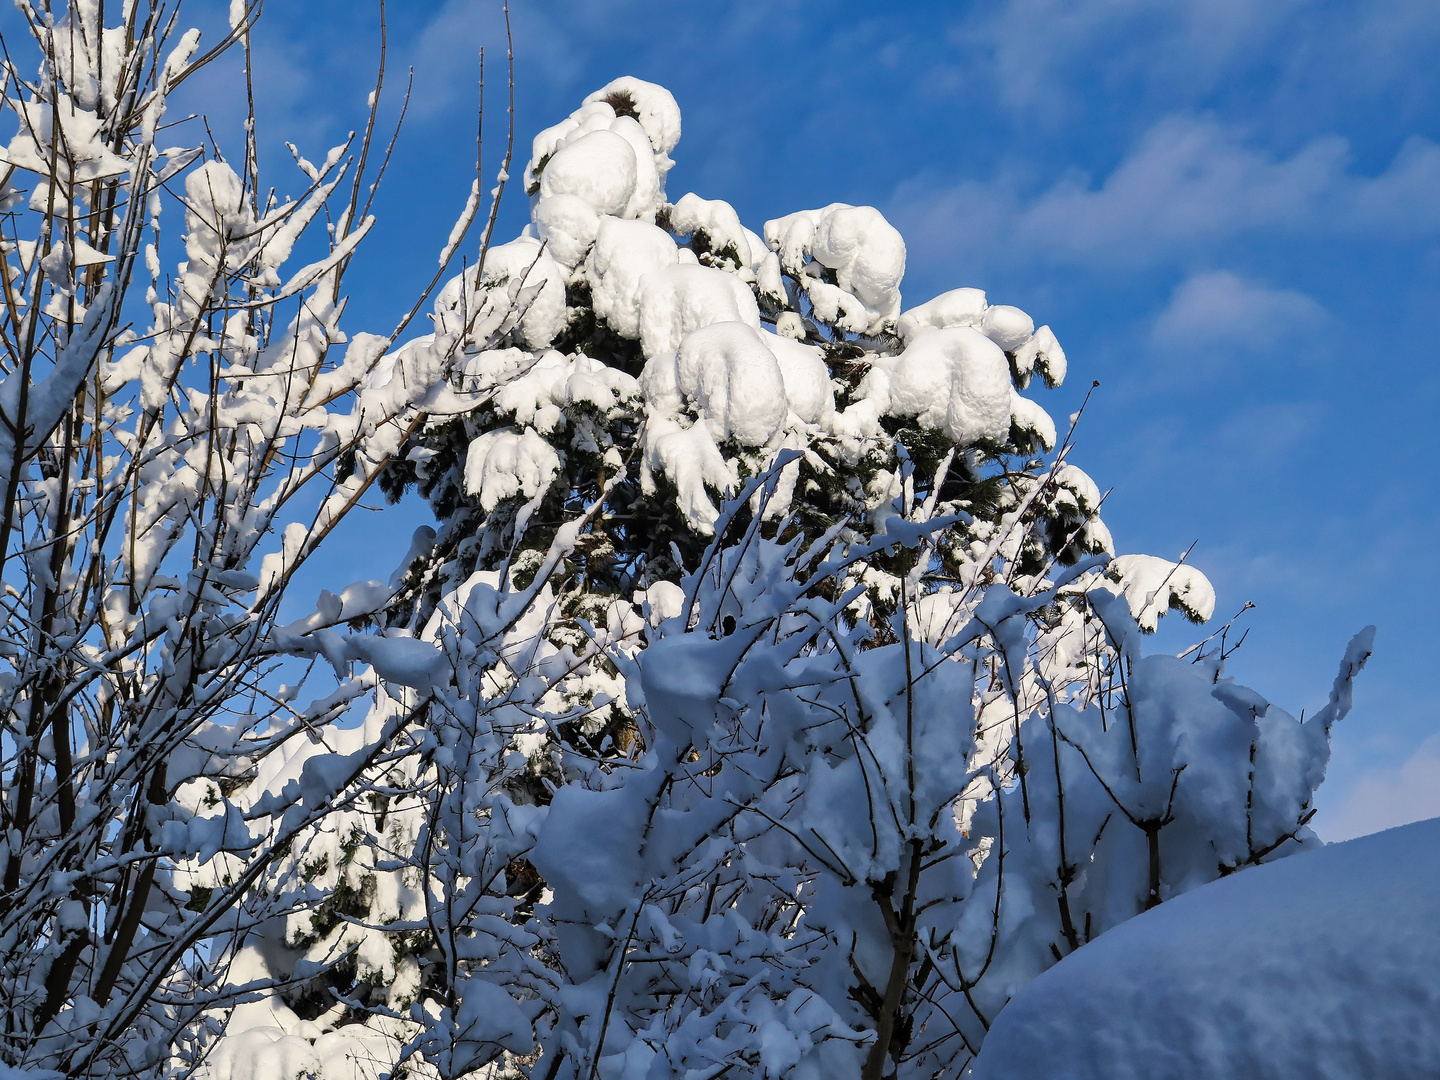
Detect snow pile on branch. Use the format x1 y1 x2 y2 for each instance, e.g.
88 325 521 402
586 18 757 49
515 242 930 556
526 77 681 223
641 322 788 446
765 204 906 332
898 288 1067 387
1105 552 1216 630
971 815 1440 1080
875 326 1013 444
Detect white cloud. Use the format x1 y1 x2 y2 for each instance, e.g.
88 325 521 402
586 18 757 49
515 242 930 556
1151 271 1326 351
407 0 579 119
950 0 1440 125
1321 732 1440 842
890 116 1440 276
957 0 1308 120
1017 118 1345 256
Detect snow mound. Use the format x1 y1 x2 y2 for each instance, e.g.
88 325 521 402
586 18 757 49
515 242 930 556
588 217 678 338
764 203 905 333
537 128 638 217
637 263 760 358
980 303 1034 351
527 76 679 222
896 287 987 340
669 192 754 266
583 76 682 168
763 329 834 426
897 290 1068 388
969 816 1440 1080
642 322 788 448
884 325 1012 445
533 193 599 268
639 323 836 530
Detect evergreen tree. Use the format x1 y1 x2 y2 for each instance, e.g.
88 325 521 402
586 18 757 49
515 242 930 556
378 77 1154 643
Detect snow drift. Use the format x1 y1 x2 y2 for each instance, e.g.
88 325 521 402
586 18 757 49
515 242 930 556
970 816 1440 1080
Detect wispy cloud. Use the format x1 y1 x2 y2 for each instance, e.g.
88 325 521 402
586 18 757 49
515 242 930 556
1322 732 1440 841
945 0 1440 127
952 0 1308 121
1151 271 1327 352
891 117 1440 279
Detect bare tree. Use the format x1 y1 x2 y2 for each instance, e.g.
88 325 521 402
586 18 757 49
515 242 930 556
0 1 515 1073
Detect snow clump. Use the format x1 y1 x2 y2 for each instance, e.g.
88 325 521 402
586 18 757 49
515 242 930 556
527 76 681 224
1106 552 1217 630
881 326 1013 445
898 287 1067 387
765 203 906 333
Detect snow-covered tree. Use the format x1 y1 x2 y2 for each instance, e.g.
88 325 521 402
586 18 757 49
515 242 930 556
0 3 1375 1076
0 3 513 1076
203 77 1374 1080
377 76 1123 638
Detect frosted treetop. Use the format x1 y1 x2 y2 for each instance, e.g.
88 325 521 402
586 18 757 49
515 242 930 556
447 76 1092 548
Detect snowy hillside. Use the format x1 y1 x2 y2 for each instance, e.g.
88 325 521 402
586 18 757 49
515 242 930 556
970 816 1440 1079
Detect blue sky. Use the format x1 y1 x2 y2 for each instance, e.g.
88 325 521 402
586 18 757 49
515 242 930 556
80 0 1440 838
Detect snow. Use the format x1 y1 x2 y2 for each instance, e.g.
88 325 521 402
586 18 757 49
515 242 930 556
979 303 1035 351
896 294 1068 389
896 287 987 340
537 128 639 217
1052 462 1102 515
651 321 789 446
1014 324 1068 387
637 263 761 358
885 325 1013 444
640 416 735 532
3 92 130 185
1107 552 1217 630
775 310 806 339
465 427 561 532
344 634 450 692
608 114 664 220
202 1020 405 1080
766 203 841 275
764 203 906 333
486 348 640 430
637 321 839 529
451 977 534 1059
812 205 907 324
526 77 680 226
969 816 1440 1080
435 236 567 349
533 192 599 268
669 192 754 265
763 329 835 425
583 76 683 162
588 217 678 338
1010 389 1058 450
